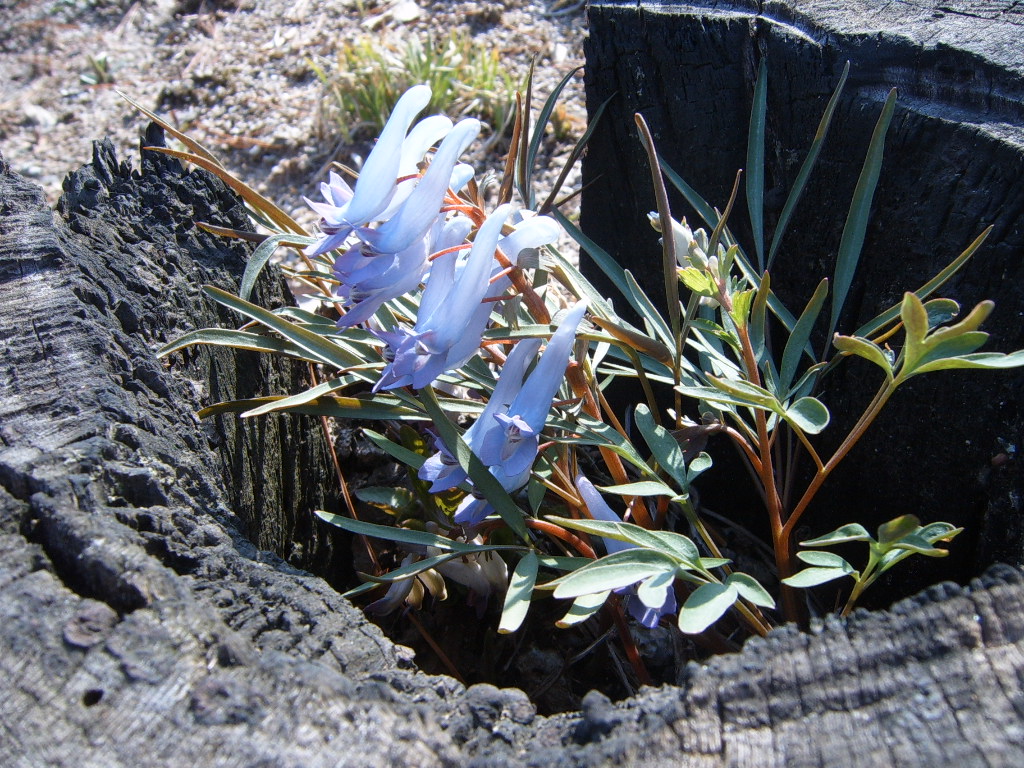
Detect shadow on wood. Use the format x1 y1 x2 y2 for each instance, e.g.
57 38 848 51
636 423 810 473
0 112 1022 765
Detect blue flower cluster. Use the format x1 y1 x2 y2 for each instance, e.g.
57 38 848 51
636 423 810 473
304 84 588 526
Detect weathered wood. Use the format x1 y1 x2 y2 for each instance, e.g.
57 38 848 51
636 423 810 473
581 0 1024 595
1 120 1023 765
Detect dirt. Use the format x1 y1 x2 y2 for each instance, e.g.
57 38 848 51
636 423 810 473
0 0 588 223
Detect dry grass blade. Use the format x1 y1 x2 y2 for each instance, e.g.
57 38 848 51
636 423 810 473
144 146 307 236
118 90 224 167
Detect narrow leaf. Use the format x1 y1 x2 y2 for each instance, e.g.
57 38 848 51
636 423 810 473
829 88 898 340
499 551 539 634
747 59 768 271
768 62 850 267
634 403 690 492
598 481 676 497
779 278 829 394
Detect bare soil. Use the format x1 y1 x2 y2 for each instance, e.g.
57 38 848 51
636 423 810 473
0 0 587 220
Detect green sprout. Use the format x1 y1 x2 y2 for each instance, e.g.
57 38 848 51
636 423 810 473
311 31 519 145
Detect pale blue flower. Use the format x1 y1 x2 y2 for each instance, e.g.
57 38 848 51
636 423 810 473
574 474 678 628
331 119 481 327
475 300 589 476
373 203 513 391
448 301 589 526
304 85 434 256
419 337 543 493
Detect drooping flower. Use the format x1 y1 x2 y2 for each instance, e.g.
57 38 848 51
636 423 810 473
475 300 589 476
574 474 678 628
373 203 514 391
448 301 590 526
419 337 543 493
305 85 435 256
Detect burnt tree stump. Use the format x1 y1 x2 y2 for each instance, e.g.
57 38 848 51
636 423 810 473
1 120 1023 763
581 0 1024 595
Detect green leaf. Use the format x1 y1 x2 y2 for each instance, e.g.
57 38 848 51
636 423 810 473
316 512 474 552
498 552 538 634
784 397 830 435
912 350 1024 376
202 285 362 369
362 429 428 472
697 557 732 570
795 550 854 569
748 273 772 364
747 59 768 271
800 523 872 546
624 269 674 347
354 486 415 514
633 403 690 492
555 591 609 628
598 481 676 497
551 549 679 599
197 395 424 422
241 234 306 302
637 570 676 609
877 514 921 545
730 288 756 330
156 327 325 363
768 62 849 268
781 567 853 588
706 376 780 411
853 227 992 339
828 88 897 340
547 516 701 567
658 155 719 232
687 452 713 483
679 267 717 297
524 66 582 208
241 375 364 417
677 582 738 634
779 278 829 395
924 298 960 328
832 334 894 380
726 572 775 608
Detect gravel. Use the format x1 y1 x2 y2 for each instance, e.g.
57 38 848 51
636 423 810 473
0 0 588 223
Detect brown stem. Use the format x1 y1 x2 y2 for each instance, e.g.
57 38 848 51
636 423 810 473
525 519 597 559
565 365 655 529
608 599 652 686
783 381 896 541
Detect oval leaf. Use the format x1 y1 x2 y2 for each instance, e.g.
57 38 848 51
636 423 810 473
782 567 853 588
551 550 678 600
677 582 738 634
726 572 775 609
800 523 872 546
556 591 610 628
795 550 854 570
784 396 830 434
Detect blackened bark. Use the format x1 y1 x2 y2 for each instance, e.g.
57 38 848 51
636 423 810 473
581 0 1024 595
1 108 1023 765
